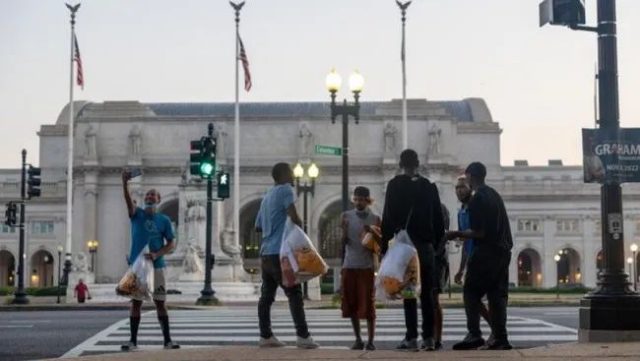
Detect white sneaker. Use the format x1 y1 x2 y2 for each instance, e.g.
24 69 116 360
120 341 138 352
259 335 286 348
296 335 319 349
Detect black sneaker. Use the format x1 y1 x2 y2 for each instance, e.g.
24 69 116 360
452 334 485 350
396 338 419 351
365 342 376 351
434 341 443 350
350 339 364 350
163 341 180 350
485 338 512 350
421 338 435 351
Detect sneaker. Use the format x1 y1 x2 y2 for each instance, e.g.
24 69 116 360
434 341 443 350
421 337 435 351
365 342 376 351
484 338 513 350
350 339 364 350
120 341 138 352
395 338 419 351
259 335 286 348
163 341 180 350
296 335 319 349
452 334 485 350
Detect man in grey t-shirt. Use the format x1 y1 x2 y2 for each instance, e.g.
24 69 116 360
341 186 381 350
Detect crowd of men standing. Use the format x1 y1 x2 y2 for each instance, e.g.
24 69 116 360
117 148 513 353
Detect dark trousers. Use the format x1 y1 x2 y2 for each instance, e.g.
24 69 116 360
258 255 310 339
403 242 435 340
463 246 511 341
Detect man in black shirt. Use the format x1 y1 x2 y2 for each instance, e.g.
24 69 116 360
446 162 513 350
381 149 445 351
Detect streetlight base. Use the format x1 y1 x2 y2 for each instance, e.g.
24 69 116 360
11 290 29 305
196 290 220 306
579 294 640 342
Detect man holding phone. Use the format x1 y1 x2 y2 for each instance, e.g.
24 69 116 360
120 169 180 351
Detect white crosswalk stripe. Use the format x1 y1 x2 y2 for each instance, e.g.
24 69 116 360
62 307 577 357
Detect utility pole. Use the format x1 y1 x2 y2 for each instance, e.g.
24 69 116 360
12 150 29 304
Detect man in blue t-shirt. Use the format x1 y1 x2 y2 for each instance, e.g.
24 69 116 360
254 163 318 349
120 170 179 352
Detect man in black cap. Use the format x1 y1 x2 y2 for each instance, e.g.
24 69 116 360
446 162 513 350
381 149 445 351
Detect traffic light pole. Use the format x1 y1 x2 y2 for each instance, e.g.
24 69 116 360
12 149 29 304
577 0 640 342
197 123 219 305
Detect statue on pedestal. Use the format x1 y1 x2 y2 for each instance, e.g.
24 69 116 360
298 122 313 159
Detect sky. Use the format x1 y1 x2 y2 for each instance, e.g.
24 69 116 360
1 0 639 168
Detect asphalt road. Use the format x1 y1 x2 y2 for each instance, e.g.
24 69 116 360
0 306 579 361
0 310 128 361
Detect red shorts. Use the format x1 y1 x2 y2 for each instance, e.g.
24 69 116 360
341 268 376 320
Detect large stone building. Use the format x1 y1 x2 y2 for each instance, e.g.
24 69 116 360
1 98 639 300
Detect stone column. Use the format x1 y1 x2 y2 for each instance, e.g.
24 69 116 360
542 216 557 288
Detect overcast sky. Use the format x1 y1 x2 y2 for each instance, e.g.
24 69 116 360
1 0 639 168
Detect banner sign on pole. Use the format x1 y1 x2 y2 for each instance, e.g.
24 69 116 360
582 128 640 184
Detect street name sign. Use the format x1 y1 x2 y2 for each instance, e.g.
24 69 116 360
315 145 342 157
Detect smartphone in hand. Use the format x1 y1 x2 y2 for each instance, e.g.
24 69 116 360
128 168 143 178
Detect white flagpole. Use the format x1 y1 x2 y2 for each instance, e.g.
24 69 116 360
65 4 80 268
397 1 411 150
232 3 243 250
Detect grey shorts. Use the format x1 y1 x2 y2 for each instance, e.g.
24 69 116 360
132 268 167 302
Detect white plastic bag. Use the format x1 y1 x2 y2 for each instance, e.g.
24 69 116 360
280 219 328 287
376 230 420 300
116 246 154 301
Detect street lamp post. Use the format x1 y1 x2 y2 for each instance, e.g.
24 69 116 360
87 240 98 273
541 0 640 341
57 246 63 304
554 254 561 300
631 243 638 291
326 69 364 214
628 257 634 292
293 162 319 299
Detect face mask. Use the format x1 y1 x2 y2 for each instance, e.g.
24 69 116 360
144 201 157 210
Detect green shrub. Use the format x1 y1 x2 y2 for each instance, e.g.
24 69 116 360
25 286 66 296
0 287 15 296
320 283 335 295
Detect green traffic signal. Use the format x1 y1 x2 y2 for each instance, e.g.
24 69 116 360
200 161 214 176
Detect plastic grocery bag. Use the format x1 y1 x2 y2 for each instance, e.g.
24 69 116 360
361 225 382 255
375 230 420 300
280 218 329 287
116 246 154 301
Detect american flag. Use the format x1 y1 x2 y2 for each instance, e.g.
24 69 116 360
73 32 84 89
238 34 251 92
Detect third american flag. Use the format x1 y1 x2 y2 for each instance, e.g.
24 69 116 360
73 32 84 89
238 34 251 92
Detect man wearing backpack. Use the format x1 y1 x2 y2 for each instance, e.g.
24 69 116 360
381 149 446 351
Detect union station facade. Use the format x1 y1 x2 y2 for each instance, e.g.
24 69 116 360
2 98 640 297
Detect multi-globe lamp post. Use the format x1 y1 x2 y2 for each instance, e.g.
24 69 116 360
325 69 364 213
293 162 319 299
87 240 98 273
554 254 561 300
57 245 64 304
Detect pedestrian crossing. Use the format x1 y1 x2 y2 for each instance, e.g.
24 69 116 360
62 307 577 357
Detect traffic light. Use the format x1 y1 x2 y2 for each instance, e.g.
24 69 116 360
217 172 230 199
539 0 585 27
200 137 216 177
27 165 41 199
189 136 216 178
190 138 204 176
4 202 17 226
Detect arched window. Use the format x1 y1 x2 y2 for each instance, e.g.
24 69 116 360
556 248 582 285
0 250 15 287
240 199 263 273
30 250 54 287
517 248 542 287
318 201 343 265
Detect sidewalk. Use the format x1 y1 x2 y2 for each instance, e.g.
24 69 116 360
0 293 583 311
53 343 640 361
